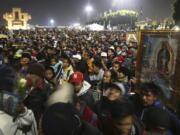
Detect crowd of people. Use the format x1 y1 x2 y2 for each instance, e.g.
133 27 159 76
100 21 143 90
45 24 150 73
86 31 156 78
0 27 180 135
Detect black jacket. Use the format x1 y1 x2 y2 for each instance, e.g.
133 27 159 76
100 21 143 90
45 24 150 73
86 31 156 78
81 121 104 135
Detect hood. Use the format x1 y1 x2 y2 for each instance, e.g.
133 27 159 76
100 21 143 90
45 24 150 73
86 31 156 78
77 81 91 96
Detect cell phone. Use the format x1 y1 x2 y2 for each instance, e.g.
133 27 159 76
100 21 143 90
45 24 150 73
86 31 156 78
0 91 20 116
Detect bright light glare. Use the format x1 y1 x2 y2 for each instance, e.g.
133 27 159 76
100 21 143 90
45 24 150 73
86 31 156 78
85 5 93 13
50 19 55 25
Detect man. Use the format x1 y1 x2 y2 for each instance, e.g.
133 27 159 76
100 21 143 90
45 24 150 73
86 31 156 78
139 82 180 135
0 45 3 65
69 72 95 108
90 60 104 87
143 107 173 135
110 100 145 135
72 54 90 83
24 63 51 124
41 103 103 135
97 70 118 97
94 82 126 131
61 54 74 82
18 52 32 77
0 64 37 135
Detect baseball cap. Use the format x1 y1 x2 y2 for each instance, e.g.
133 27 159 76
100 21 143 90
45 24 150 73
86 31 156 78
72 54 82 60
109 82 126 95
101 52 107 57
109 46 115 50
69 72 84 84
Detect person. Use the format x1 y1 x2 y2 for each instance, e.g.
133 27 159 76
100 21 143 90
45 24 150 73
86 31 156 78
100 52 108 71
94 82 126 133
69 71 95 108
61 54 74 82
142 107 173 135
72 54 90 83
90 60 104 87
23 63 51 124
109 100 145 135
111 61 121 73
107 46 115 68
41 103 103 135
97 70 118 97
18 52 32 77
73 96 99 127
50 56 63 80
45 66 58 91
0 64 38 135
0 45 3 65
82 49 93 74
139 82 180 135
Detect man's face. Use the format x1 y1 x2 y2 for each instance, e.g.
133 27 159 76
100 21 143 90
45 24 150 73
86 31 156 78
112 63 120 72
45 69 54 80
142 91 157 106
103 71 111 83
73 82 83 93
113 116 134 135
20 57 30 66
50 58 57 65
62 59 70 69
108 49 113 57
107 88 122 101
101 57 107 62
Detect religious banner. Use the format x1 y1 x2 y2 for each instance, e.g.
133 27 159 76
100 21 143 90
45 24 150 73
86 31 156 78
136 30 180 99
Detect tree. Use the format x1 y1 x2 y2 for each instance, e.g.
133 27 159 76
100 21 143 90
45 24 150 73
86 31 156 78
173 0 180 25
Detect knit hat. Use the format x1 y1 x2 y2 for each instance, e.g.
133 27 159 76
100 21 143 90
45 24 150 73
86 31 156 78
0 65 16 92
28 63 45 78
69 72 84 84
42 103 81 135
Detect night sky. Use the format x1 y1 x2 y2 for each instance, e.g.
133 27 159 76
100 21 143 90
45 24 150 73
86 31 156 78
0 0 175 26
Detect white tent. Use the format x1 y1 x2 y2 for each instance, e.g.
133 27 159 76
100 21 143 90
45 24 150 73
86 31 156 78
86 23 104 31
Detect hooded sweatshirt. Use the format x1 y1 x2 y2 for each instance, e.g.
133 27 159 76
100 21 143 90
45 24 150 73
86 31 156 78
77 81 95 109
0 107 37 135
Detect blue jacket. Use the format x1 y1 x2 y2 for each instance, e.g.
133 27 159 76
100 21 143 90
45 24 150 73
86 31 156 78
141 100 180 135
